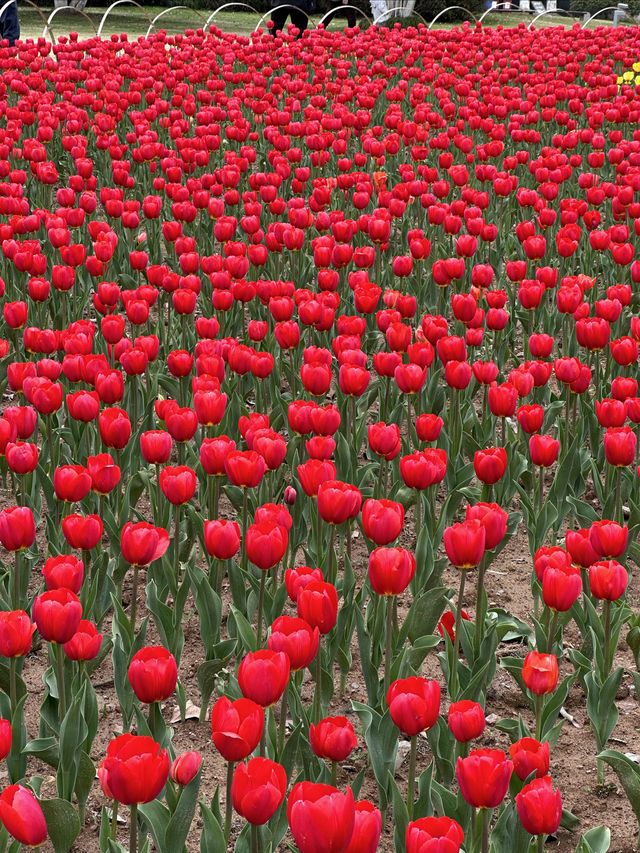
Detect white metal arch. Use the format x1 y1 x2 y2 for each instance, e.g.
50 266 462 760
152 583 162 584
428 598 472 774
317 4 373 25
581 5 635 25
96 0 153 38
205 2 260 26
478 2 515 22
372 4 427 23
44 3 98 39
428 5 478 28
256 4 318 30
528 7 581 27
145 4 208 37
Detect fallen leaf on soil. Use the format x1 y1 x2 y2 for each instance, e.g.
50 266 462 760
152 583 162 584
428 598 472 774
170 700 201 723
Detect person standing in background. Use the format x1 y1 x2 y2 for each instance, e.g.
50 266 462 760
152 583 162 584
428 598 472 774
322 0 357 28
269 0 315 36
0 1 19 45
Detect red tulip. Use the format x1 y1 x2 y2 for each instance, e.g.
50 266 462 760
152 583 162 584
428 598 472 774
447 700 485 743
204 519 241 561
5 442 38 475
344 800 382 853
268 616 319 671
361 499 404 545
368 547 416 596
86 453 121 495
298 459 337 498
98 407 131 449
0 785 47 847
42 555 84 593
565 529 598 569
33 589 82 644
604 426 637 467
0 720 11 761
159 465 197 505
444 520 485 569
63 619 103 661
297 581 339 635
522 652 558 695
473 447 507 485
589 520 628 558
317 480 362 526
245 521 288 571
62 513 103 551
0 610 35 658
456 748 513 809
238 650 290 708
405 816 464 853
54 464 91 503
516 776 562 836
400 449 447 490
310 716 357 762
465 503 507 551
0 507 35 552
367 422 401 460
509 738 550 781
170 751 202 786
100 734 170 805
517 404 544 435
529 434 559 468
287 782 355 853
224 450 267 488
210 696 264 762
386 677 441 736
589 560 628 601
120 522 170 566
542 562 581 612
232 757 287 825
128 646 178 704
285 566 323 603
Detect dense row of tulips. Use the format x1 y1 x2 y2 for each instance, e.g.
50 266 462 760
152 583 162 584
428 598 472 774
0 15 638 853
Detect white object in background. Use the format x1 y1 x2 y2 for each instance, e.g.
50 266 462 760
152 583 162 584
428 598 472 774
371 0 390 21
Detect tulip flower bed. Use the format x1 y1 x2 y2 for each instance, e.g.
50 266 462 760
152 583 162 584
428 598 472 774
2 15 640 853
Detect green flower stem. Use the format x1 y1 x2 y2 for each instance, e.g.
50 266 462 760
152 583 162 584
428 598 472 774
277 682 288 758
9 657 16 717
547 610 559 654
407 734 417 820
56 642 66 723
451 570 467 701
313 646 322 724
224 761 235 842
384 595 394 697
13 550 20 611
330 760 337 787
474 555 487 652
110 800 119 841
481 807 490 853
173 503 181 587
251 823 259 853
130 564 139 632
614 467 622 525
535 694 544 742
536 833 545 853
256 570 267 648
129 803 137 853
603 599 612 679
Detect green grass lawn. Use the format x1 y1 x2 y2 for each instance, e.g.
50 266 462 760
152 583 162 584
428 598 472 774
15 3 636 44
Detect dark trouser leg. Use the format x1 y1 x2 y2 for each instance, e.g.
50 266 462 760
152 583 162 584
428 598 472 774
0 2 19 45
269 7 289 35
290 7 309 34
323 6 357 26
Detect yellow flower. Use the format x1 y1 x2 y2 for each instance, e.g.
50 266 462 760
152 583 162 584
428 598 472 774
632 61 640 72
